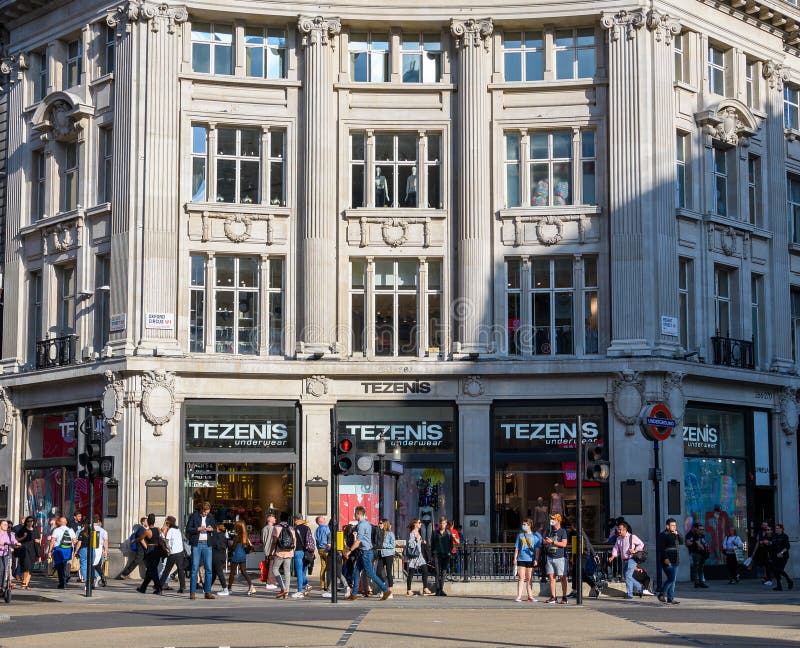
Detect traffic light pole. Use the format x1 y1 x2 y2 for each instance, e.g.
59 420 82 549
575 414 583 606
86 476 94 598
330 408 338 605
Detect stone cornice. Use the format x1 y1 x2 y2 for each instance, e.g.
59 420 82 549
701 0 800 49
106 1 188 36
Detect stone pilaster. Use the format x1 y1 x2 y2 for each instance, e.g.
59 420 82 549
297 16 341 356
762 61 794 372
601 10 651 357
450 18 493 355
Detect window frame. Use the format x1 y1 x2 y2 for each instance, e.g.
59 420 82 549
65 38 82 88
189 254 206 353
349 32 390 83
676 132 687 209
28 271 43 361
554 27 595 80
215 127 261 204
784 85 800 130
245 26 288 80
679 257 693 350
712 146 729 217
714 265 732 339
99 127 113 204
213 256 260 355
401 32 443 84
62 141 79 213
708 44 726 96
57 264 77 336
102 24 115 75
36 51 48 101
747 155 761 226
33 149 46 221
94 255 111 353
502 30 544 82
191 22 233 76
673 32 685 83
745 59 756 109
751 274 763 367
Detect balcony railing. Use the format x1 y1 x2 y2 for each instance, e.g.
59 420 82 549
711 335 755 370
35 334 78 370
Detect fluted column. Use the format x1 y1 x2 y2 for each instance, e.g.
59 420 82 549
763 62 794 372
601 10 651 357
297 16 341 355
451 18 493 355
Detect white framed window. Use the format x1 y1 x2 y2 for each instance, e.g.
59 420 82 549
679 257 693 350
714 265 732 338
376 133 417 208
350 133 366 208
712 147 728 217
28 271 43 360
245 27 287 79
216 128 260 203
102 24 115 75
505 133 521 208
99 127 113 203
191 23 233 75
751 274 763 367
57 265 76 336
676 132 687 209
424 134 442 209
531 257 575 355
189 254 206 353
36 51 48 101
708 45 726 95
349 32 389 82
583 256 599 354
673 33 685 83
214 256 259 354
788 174 800 244
784 85 800 130
401 33 442 83
745 59 756 109
65 39 82 88
554 28 595 80
376 258 417 356
267 130 285 206
581 131 596 206
748 155 761 226
530 131 572 205
503 31 544 82
94 255 110 352
33 149 46 221
350 259 366 353
191 126 208 202
265 257 284 355
62 141 79 212
792 288 800 363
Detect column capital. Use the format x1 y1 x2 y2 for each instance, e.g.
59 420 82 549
108 1 187 35
450 18 493 50
601 9 645 42
297 15 342 48
645 9 681 44
0 51 27 86
762 60 789 92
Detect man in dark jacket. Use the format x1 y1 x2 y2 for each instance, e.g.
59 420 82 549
770 524 794 591
656 518 684 604
185 501 217 600
430 516 453 596
686 522 710 588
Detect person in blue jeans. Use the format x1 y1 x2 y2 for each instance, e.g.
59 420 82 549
185 501 217 600
344 506 392 601
608 522 645 599
656 518 684 604
292 516 314 598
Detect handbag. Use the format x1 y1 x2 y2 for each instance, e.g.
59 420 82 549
69 554 80 573
102 559 109 577
46 556 55 577
231 543 247 564
631 550 648 564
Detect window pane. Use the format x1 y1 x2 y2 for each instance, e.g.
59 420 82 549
215 291 234 353
533 292 551 354
586 293 601 354
553 162 571 205
577 48 595 77
402 54 421 83
376 135 393 161
552 132 572 158
244 27 264 45
582 161 595 205
576 29 594 46
397 294 417 356
554 258 573 288
270 130 284 158
217 129 236 156
370 51 388 82
190 290 205 352
397 259 417 287
555 292 573 354
352 52 368 82
504 52 522 82
351 259 366 289
237 292 257 354
505 32 522 48
269 258 284 289
240 162 259 203
191 158 207 201
427 165 441 208
269 290 283 354
397 135 417 161
402 33 421 51
214 45 232 75
216 160 236 202
715 177 727 216
532 258 550 288
351 293 365 354
191 255 206 286
525 51 544 81
192 23 212 40
400 167 417 207
526 32 543 48
555 50 574 79
423 34 441 51
506 134 520 161
375 294 394 356
508 292 521 355
530 133 548 159
216 257 235 286
350 34 368 50
531 164 549 205
270 161 284 205
428 260 442 290
238 259 258 288
266 47 285 79
375 260 395 288
506 164 520 207
428 134 440 160
507 259 521 289
428 293 442 350
246 46 263 77
351 164 364 208
192 126 207 154
422 53 441 84
376 165 392 207
241 127 261 154
584 257 597 287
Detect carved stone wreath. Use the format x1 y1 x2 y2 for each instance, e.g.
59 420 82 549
536 217 564 246
0 387 14 446
141 370 176 435
381 219 409 247
462 375 484 397
611 370 645 435
223 214 253 243
101 370 125 437
720 227 736 256
778 386 798 442
306 375 329 397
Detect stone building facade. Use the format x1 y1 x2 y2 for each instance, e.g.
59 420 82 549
0 0 799 577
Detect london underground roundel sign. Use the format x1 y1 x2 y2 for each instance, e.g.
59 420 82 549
640 403 676 442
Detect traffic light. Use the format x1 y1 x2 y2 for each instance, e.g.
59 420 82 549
355 452 376 476
79 432 103 479
334 437 355 475
584 442 610 482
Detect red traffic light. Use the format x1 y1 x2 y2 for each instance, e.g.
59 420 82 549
338 438 353 452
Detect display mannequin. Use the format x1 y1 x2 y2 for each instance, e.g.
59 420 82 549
549 483 564 517
405 168 417 206
375 166 390 207
533 497 549 534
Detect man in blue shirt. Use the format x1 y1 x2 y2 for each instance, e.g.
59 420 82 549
345 506 392 601
314 516 331 592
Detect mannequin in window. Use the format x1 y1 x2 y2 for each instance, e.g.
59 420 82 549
532 178 549 206
405 167 417 207
550 483 564 517
533 496 549 534
554 180 569 205
375 166 390 207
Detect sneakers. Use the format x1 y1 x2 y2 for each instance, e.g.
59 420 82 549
558 597 568 605
248 586 256 596
763 580 773 587
546 597 557 604
265 584 278 591
515 597 523 602
528 596 537 602
642 589 654 596
217 588 230 596
291 592 305 599
381 588 393 601
322 591 332 598
344 586 352 598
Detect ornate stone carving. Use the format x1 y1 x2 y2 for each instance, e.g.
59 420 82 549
0 51 27 82
662 372 686 436
450 18 493 50
356 216 431 248
101 371 125 437
381 219 409 247
462 375 484 397
646 10 681 43
778 386 798 442
601 10 646 42
223 214 252 243
141 369 175 435
305 375 329 397
762 60 789 91
611 370 645 435
48 100 81 141
0 387 14 446
535 217 564 246
297 16 341 48
106 1 187 35
42 217 84 255
695 100 759 147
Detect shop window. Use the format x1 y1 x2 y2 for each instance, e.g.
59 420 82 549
245 27 287 79
192 23 233 75
679 257 693 350
65 38 82 88
554 28 595 80
747 155 760 226
714 266 733 339
402 33 442 83
32 149 46 221
708 44 726 95
503 31 544 82
98 126 113 204
62 141 79 212
94 255 110 353
102 23 115 75
676 132 687 209
349 32 389 82
57 265 76 336
784 85 800 130
788 174 800 244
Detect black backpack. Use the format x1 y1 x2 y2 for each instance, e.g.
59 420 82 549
371 523 385 550
277 524 294 551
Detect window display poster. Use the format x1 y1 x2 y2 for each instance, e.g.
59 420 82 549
338 480 378 525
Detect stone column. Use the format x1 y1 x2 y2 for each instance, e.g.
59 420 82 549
762 62 794 372
601 10 651 357
297 16 341 356
299 394 334 519
450 18 493 356
458 396 491 541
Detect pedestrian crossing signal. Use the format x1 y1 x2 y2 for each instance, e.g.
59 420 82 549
335 438 354 475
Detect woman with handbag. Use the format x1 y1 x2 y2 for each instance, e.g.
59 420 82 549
15 517 40 590
158 516 187 593
228 520 256 596
405 518 432 597
137 513 167 595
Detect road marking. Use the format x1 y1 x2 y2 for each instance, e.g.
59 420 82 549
596 609 712 646
337 609 370 646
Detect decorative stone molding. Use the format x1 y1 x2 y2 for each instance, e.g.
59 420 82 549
450 18 493 50
778 386 798 443
662 372 686 436
357 216 431 248
141 370 176 435
42 216 84 256
762 61 789 92
101 371 125 437
199 210 275 246
601 9 645 42
305 375 329 397
462 375 485 397
297 15 341 48
611 370 645 435
646 10 681 43
31 92 93 143
0 51 27 85
107 1 187 35
695 100 759 147
0 387 14 446
223 214 252 243
706 223 749 259
535 217 565 246
381 219 409 247
508 212 594 247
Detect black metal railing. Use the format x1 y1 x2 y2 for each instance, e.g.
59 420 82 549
35 334 78 370
711 336 755 370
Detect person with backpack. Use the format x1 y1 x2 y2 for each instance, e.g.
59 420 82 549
375 519 395 589
271 512 295 599
228 520 256 596
404 518 432 596
608 521 646 599
47 516 76 589
116 517 148 580
292 515 316 598
345 506 392 601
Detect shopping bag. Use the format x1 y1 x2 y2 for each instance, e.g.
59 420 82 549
69 554 80 573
